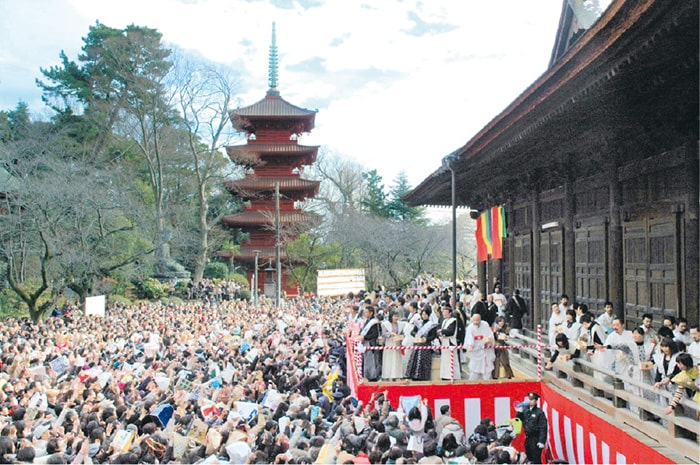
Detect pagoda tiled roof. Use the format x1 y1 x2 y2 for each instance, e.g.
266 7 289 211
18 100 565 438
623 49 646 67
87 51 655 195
231 95 316 118
220 246 287 262
219 246 313 266
227 143 318 155
222 210 320 228
226 143 318 165
224 177 320 194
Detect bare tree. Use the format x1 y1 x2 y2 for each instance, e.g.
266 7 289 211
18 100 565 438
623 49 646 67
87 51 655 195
309 149 366 218
0 128 151 321
172 56 242 282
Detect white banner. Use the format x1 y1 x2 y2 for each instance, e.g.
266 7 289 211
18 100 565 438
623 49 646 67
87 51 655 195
85 295 106 317
316 268 365 297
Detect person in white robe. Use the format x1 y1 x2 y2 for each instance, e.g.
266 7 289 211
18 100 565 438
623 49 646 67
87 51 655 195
381 311 405 381
596 301 616 334
548 303 566 351
464 313 495 380
595 317 635 376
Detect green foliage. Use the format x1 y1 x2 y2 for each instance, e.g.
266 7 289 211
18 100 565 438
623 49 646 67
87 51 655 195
230 273 249 288
203 262 229 280
359 170 424 222
361 169 389 217
0 287 28 320
286 232 344 293
238 289 251 301
137 278 169 300
0 101 31 142
174 280 190 295
387 171 425 222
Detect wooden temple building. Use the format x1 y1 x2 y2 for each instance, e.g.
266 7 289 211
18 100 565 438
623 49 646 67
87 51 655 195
404 0 699 329
222 25 320 298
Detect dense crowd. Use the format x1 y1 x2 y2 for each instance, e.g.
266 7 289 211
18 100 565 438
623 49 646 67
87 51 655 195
542 295 700 420
0 288 526 465
0 276 696 464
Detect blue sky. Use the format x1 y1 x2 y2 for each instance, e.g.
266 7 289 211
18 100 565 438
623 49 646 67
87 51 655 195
0 0 562 187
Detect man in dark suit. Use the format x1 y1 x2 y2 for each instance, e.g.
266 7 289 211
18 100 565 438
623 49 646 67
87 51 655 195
516 392 548 464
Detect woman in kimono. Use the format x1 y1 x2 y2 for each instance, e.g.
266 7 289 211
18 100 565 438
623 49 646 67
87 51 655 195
653 338 681 392
405 309 439 381
381 310 405 381
358 306 381 381
492 316 514 379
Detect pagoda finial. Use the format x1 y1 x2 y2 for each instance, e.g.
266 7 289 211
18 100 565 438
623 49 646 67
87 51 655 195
267 22 279 96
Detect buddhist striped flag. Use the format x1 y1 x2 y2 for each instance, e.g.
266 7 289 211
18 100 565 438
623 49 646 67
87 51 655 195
475 210 491 262
475 214 488 262
482 210 493 255
490 205 507 260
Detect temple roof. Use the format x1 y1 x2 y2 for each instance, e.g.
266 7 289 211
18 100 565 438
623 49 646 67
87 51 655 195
222 210 321 228
232 95 316 118
404 0 698 208
220 246 287 262
227 143 318 154
224 177 320 196
230 95 317 135
226 143 318 165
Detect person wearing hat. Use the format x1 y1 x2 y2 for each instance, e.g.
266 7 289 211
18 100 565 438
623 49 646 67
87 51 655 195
515 392 548 464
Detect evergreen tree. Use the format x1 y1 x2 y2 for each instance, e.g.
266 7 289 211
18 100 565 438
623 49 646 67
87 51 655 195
361 169 389 217
386 171 424 222
37 21 173 163
0 102 30 142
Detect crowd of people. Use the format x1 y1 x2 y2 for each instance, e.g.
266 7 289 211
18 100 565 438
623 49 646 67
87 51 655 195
186 280 242 303
0 274 696 464
0 280 539 465
543 295 700 421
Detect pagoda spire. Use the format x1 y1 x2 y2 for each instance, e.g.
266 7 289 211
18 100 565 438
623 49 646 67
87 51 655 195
267 22 279 96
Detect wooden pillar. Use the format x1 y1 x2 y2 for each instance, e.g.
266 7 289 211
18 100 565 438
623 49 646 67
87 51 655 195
491 260 502 291
608 168 624 315
531 192 542 329
477 261 487 297
563 181 576 300
684 140 699 323
505 205 515 296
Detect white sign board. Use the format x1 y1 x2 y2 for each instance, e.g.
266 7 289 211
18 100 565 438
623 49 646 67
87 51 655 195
85 295 106 317
316 269 365 297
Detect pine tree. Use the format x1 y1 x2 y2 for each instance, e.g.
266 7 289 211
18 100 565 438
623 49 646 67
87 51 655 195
387 171 424 222
361 169 389 218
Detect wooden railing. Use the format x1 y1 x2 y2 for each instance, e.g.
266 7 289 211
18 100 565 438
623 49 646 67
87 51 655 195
510 329 700 462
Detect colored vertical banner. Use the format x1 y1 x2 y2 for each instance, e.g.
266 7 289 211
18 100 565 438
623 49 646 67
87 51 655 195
475 214 488 262
481 210 493 255
491 205 506 260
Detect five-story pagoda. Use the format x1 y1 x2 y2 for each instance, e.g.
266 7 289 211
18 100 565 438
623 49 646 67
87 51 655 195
222 24 320 299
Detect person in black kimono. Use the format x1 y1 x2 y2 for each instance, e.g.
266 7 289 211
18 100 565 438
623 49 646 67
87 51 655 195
405 309 439 381
358 306 381 381
505 289 528 336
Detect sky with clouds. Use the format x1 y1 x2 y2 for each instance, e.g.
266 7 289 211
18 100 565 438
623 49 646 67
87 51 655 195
0 0 562 187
